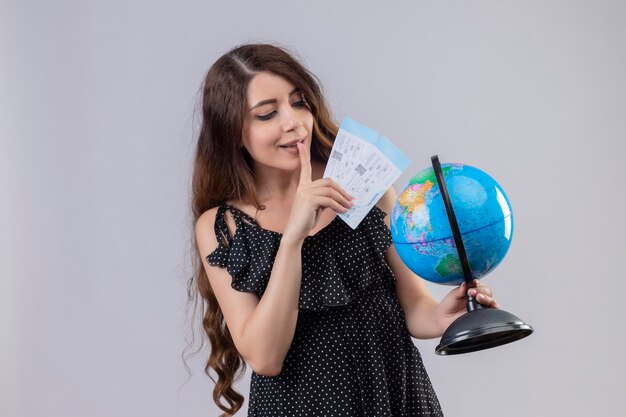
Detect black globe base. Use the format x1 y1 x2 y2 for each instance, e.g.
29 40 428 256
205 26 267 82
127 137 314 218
436 302 534 355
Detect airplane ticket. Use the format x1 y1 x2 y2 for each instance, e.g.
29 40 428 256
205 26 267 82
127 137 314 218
323 116 411 229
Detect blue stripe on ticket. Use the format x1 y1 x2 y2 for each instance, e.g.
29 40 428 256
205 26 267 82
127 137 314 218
377 136 411 172
339 116 379 144
339 116 411 171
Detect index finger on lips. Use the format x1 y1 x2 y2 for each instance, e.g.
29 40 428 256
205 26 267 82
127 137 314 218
297 141 312 185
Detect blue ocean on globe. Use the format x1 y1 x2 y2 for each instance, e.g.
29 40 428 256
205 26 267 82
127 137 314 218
391 163 513 285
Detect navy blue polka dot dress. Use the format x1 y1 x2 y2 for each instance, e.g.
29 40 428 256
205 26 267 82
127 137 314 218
206 203 444 416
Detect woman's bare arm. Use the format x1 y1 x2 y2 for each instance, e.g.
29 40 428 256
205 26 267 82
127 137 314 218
376 187 445 339
196 208 304 377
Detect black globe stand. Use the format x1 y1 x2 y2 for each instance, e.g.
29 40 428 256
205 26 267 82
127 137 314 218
431 155 533 355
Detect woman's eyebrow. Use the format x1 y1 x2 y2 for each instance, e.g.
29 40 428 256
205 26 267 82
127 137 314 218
249 87 300 111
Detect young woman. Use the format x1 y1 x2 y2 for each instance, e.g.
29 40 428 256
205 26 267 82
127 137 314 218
188 43 497 417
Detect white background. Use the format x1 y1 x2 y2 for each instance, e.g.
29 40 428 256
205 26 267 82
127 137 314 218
2 1 625 416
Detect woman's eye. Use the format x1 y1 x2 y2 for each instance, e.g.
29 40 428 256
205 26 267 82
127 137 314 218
293 99 309 108
255 111 276 121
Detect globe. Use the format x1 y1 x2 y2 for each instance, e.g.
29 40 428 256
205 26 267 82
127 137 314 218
391 163 513 286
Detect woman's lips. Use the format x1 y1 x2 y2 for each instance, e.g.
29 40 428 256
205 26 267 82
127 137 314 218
279 139 304 154
279 139 304 148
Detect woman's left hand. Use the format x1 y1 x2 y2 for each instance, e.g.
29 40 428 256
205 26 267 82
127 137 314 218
435 280 499 332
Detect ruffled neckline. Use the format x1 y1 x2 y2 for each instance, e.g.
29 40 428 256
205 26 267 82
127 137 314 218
207 203 394 311
222 203 343 241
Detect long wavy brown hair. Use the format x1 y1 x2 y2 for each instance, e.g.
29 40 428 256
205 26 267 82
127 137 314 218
185 43 338 416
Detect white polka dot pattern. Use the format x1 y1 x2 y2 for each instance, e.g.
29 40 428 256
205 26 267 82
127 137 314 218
206 204 443 416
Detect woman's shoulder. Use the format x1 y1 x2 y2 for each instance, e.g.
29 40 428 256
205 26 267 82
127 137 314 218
195 206 224 245
196 202 256 267
196 206 220 232
195 203 240 250
197 202 237 226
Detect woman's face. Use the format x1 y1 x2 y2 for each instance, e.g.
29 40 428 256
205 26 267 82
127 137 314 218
241 71 314 174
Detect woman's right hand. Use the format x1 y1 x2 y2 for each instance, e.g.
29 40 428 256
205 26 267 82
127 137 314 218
281 141 354 243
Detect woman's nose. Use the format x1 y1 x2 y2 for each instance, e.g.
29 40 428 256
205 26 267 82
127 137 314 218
280 106 299 132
